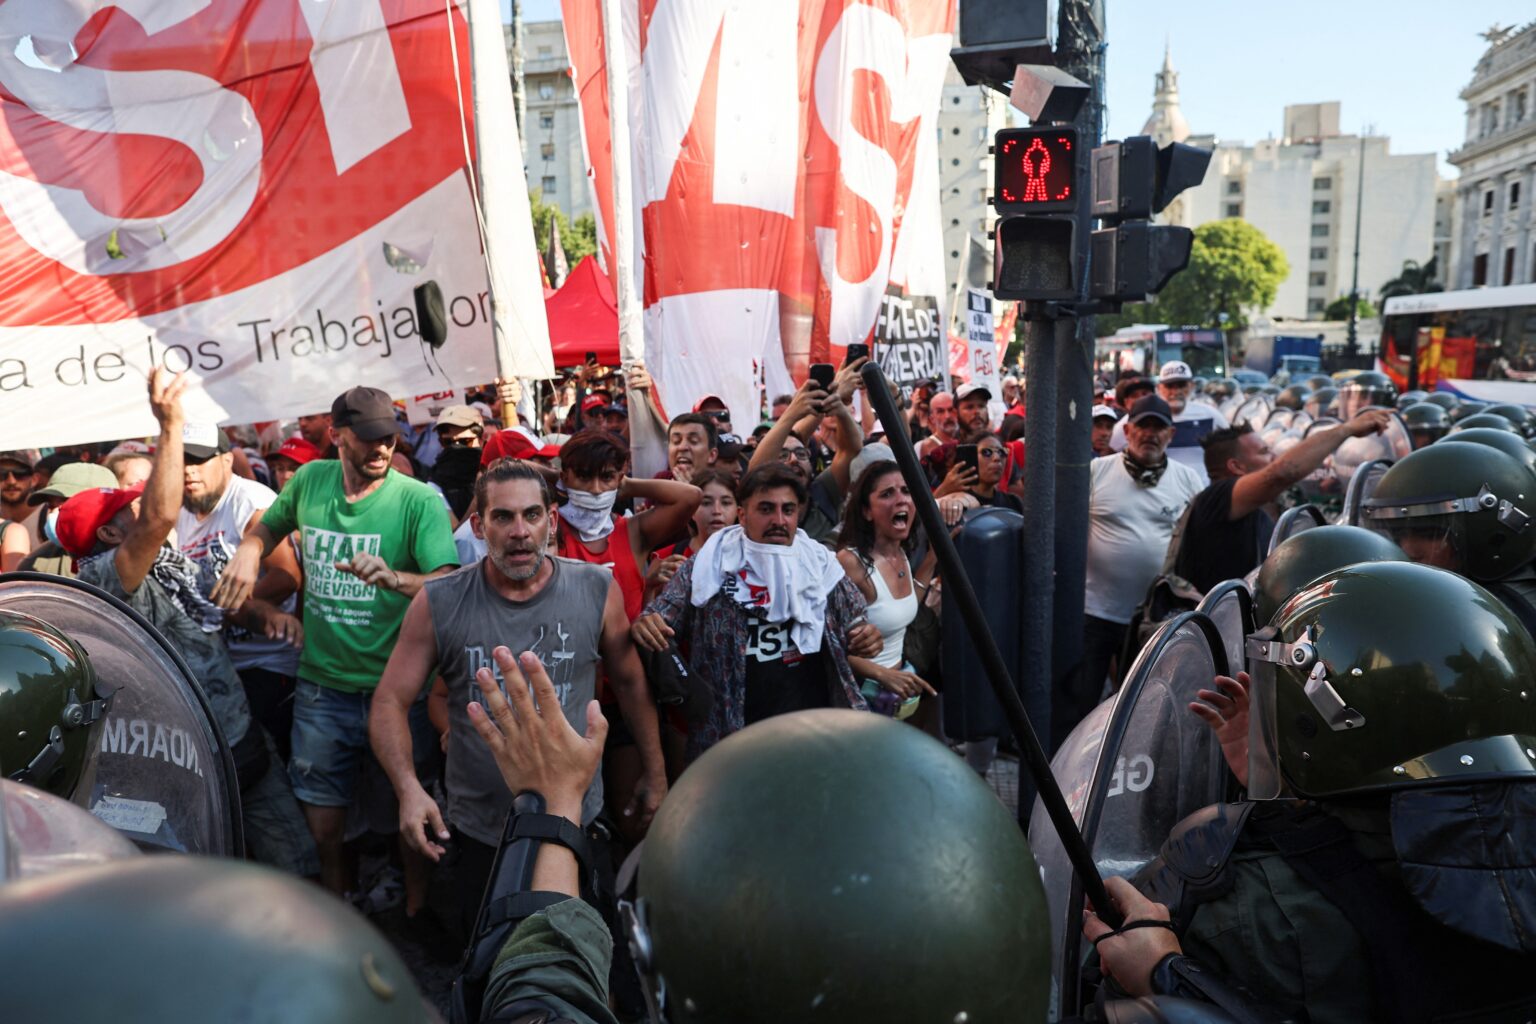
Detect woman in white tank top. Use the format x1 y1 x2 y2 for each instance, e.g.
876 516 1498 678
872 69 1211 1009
835 460 938 719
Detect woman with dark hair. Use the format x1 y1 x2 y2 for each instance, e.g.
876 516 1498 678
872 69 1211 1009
835 460 937 719
644 467 738 603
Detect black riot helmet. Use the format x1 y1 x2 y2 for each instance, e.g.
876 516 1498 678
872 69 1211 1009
1399 402 1450 448
629 710 1050 1023
1482 403 1535 437
1335 371 1398 419
0 610 107 801
1448 412 1519 435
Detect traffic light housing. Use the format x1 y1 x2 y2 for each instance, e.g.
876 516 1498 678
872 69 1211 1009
990 126 1080 301
1087 135 1210 304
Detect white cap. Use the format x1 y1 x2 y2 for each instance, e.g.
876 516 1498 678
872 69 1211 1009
1158 360 1193 383
955 382 992 402
1091 404 1119 420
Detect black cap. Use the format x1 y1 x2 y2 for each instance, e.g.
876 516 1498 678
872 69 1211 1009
1127 394 1174 427
1114 375 1154 405
331 386 400 441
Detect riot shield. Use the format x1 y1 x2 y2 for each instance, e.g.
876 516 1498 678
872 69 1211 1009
1269 504 1329 554
0 778 138 882
1263 408 1296 431
1196 581 1255 675
0 574 241 856
1033 612 1230 1017
1341 459 1395 527
1331 412 1411 491
1231 395 1272 432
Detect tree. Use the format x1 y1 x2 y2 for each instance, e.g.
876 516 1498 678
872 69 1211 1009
1378 257 1443 306
528 190 598 269
1151 219 1289 331
1323 295 1377 321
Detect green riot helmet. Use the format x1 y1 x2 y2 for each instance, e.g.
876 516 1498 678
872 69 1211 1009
1305 374 1332 391
1448 400 1490 423
1275 384 1311 411
1335 371 1398 419
1302 386 1339 418
1448 412 1518 435
1395 389 1430 410
0 610 107 801
1253 525 1410 625
0 857 428 1022
1191 375 1209 394
1204 378 1237 403
1424 391 1460 410
1436 427 1536 477
1481 403 1535 437
1400 402 1450 448
631 710 1049 1024
1360 444 1536 581
1244 561 1536 800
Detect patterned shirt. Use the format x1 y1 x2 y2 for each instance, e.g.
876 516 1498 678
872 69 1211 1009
643 552 869 761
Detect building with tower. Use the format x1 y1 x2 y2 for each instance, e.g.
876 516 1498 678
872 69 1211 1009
938 63 1011 304
1147 48 1440 322
508 21 591 221
1448 22 1536 289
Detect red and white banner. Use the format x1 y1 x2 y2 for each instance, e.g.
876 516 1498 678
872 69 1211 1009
0 1 546 449
562 0 954 425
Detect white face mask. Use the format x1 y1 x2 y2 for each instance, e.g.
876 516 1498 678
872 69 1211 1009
42 507 60 545
561 487 618 542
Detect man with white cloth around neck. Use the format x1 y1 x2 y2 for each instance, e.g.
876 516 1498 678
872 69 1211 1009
632 464 883 762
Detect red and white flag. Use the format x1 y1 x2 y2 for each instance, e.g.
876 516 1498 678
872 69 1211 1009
0 1 547 448
562 0 954 425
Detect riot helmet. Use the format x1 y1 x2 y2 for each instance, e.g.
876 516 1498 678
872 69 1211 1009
1275 384 1311 411
1245 560 1536 800
1335 371 1397 418
1239 382 1263 396
0 610 106 801
1423 391 1460 410
1253 525 1409 624
1191 375 1209 394
1360 444 1536 581
1399 402 1450 448
1436 427 1536 477
1395 389 1430 410
1204 378 1238 403
1448 400 1490 423
630 710 1049 1023
1303 386 1339 419
0 777 137 882
0 857 428 1022
1448 412 1518 435
1305 375 1332 391
1259 384 1282 398
1481 403 1535 437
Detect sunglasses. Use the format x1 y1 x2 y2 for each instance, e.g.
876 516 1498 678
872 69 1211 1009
0 469 31 481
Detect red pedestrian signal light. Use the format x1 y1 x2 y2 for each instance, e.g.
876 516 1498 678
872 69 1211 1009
994 127 1077 214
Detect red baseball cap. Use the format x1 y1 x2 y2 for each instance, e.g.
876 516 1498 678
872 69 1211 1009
480 429 561 466
271 435 321 466
55 486 143 559
693 395 727 413
581 394 607 414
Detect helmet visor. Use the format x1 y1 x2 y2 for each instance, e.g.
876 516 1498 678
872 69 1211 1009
1246 655 1286 800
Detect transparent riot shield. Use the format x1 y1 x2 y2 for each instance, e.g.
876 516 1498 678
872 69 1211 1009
1264 408 1296 431
1332 413 1411 494
0 778 138 882
1269 504 1329 554
1341 459 1395 527
1033 612 1230 1017
1196 581 1255 676
1231 395 1272 432
0 574 241 856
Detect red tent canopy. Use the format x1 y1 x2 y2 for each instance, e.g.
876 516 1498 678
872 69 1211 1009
544 254 620 367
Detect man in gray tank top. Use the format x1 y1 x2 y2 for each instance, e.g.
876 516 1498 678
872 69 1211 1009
369 460 667 931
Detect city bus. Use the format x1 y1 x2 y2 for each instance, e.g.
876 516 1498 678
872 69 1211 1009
1094 325 1229 380
1380 282 1536 394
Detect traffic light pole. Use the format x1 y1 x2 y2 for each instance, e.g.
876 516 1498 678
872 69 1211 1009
1019 310 1056 813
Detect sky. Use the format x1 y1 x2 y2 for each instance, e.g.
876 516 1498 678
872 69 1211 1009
504 0 1532 178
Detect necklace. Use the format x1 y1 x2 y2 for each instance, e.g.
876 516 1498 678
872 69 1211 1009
878 551 907 579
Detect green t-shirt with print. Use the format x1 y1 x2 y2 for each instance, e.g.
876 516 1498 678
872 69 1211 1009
261 461 458 692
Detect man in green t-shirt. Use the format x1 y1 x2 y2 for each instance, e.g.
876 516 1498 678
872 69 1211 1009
214 386 458 897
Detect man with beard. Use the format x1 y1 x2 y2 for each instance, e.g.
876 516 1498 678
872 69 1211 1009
213 385 459 900
1065 394 1203 744
954 383 993 438
915 391 959 457
1110 361 1229 483
177 423 306 761
632 464 881 762
369 458 663 933
750 374 863 547
62 369 315 877
0 449 42 554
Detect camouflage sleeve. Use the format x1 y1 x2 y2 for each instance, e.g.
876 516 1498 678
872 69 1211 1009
482 898 620 1024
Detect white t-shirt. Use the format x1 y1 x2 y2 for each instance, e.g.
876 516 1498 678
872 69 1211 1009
177 475 299 675
453 516 488 564
1084 453 1204 624
1110 400 1230 485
